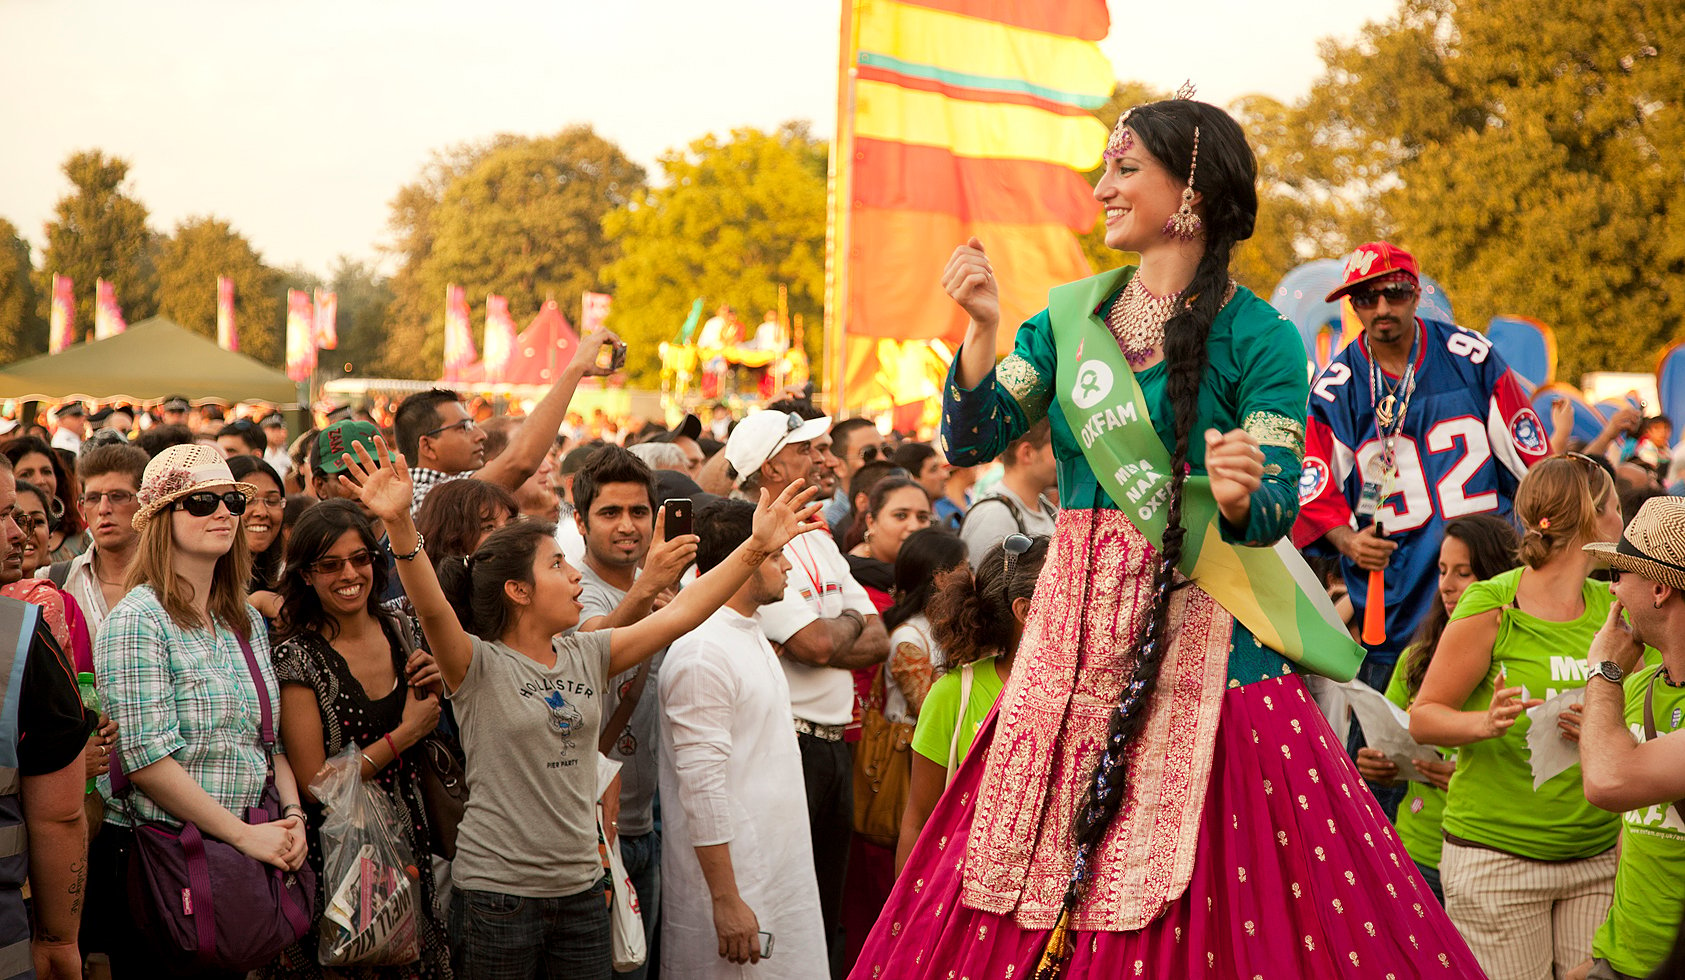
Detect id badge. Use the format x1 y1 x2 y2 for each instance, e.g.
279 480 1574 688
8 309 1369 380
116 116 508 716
1356 479 1381 519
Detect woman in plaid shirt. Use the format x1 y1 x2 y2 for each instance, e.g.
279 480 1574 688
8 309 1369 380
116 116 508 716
89 445 310 978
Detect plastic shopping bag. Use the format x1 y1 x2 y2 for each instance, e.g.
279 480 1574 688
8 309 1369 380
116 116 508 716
310 746 422 967
597 754 646 971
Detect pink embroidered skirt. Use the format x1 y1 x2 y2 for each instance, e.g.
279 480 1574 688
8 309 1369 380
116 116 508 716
852 682 1484 979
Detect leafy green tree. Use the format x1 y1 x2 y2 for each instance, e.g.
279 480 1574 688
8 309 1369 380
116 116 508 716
602 122 828 386
1299 0 1682 376
153 216 281 363
323 257 393 379
380 136 524 378
382 128 644 378
0 218 45 359
33 150 157 331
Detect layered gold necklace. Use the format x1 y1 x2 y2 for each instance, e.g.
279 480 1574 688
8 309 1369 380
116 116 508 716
1104 276 1184 367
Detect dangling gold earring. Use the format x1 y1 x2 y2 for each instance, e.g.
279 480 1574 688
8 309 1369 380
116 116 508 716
1163 125 1202 241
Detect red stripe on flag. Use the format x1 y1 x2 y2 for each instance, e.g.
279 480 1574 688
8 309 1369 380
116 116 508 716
894 0 1109 41
854 138 1096 230
845 207 1092 347
854 64 1095 117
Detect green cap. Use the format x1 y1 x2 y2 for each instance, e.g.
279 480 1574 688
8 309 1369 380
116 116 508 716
313 420 392 476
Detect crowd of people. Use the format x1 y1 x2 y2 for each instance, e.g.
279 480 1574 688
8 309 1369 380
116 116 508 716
3 94 1685 980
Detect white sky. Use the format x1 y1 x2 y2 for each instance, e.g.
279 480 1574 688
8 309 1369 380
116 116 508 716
0 0 1395 277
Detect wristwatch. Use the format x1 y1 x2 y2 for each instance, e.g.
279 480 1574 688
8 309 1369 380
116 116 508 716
1588 660 1626 685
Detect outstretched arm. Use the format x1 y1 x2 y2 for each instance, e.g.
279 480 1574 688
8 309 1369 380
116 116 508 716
608 481 825 676
337 437 475 692
477 329 621 491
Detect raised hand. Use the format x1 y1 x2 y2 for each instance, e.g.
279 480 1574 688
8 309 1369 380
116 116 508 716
1587 600 1644 674
336 436 413 525
749 479 825 554
942 237 1000 330
1204 428 1263 526
1482 669 1543 740
571 328 623 379
642 507 700 593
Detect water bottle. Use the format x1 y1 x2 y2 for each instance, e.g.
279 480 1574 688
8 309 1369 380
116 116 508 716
76 673 99 793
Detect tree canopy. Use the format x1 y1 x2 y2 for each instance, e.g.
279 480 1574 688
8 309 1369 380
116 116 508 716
382 127 645 377
602 122 829 387
32 150 157 331
0 218 44 361
153 216 281 364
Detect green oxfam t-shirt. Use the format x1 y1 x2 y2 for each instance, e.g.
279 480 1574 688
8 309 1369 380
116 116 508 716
1439 568 1619 861
1383 650 1450 871
911 658 1004 769
1592 664 1685 977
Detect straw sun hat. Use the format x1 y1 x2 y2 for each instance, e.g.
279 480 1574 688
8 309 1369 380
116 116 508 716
132 444 258 531
1584 496 1685 592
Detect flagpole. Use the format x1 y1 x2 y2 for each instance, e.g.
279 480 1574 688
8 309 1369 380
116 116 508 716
823 0 862 416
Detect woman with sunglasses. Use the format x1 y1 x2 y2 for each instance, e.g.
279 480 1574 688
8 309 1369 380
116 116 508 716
855 97 1484 979
332 436 824 980
264 500 451 980
228 455 288 621
91 445 308 978
1410 456 1626 979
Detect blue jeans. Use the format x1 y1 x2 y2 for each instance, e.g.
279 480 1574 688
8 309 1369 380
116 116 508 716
1346 657 1407 822
450 881 611 980
1414 860 1445 906
614 832 661 980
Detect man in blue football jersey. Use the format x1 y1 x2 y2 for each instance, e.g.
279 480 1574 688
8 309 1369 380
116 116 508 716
1293 242 1548 813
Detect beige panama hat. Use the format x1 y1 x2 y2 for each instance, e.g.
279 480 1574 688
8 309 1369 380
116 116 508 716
1584 496 1685 592
132 444 258 531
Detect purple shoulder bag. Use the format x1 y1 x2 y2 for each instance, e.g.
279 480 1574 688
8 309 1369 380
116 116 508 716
109 631 318 972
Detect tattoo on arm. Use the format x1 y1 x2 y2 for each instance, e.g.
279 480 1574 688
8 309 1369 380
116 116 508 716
740 548 773 567
68 857 85 917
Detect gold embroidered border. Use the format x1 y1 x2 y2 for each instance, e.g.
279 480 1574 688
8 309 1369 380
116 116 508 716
1243 410 1305 460
996 354 1051 418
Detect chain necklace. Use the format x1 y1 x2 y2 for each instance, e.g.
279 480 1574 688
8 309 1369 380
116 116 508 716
1105 276 1184 367
1365 325 1420 479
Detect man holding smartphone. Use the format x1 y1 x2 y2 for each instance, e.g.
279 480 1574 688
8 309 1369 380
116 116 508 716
571 446 700 980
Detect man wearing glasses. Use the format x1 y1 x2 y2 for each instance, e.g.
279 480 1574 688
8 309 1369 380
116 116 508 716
821 418 885 530
1292 241 1547 811
49 444 149 638
392 329 617 515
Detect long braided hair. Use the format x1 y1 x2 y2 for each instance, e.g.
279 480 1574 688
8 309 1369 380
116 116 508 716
1045 99 1259 955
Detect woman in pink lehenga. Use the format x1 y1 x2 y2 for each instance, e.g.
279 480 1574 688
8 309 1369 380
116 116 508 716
849 96 1485 979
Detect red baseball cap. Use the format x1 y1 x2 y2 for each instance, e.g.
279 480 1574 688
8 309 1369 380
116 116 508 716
1325 242 1420 302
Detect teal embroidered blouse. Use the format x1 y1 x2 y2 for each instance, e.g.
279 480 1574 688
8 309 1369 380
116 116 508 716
942 276 1314 686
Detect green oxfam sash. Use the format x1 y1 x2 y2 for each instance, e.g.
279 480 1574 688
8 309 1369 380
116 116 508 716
1050 268 1362 681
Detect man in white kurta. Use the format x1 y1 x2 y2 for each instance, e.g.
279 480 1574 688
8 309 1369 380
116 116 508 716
659 499 826 978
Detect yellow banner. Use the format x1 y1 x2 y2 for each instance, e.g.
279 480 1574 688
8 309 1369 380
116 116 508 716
854 79 1107 169
858 0 1114 102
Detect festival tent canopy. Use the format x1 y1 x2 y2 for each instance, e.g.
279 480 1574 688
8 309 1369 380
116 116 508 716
454 300 581 387
0 316 300 404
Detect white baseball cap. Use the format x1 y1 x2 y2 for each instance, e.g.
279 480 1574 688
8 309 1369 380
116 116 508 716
724 410 832 486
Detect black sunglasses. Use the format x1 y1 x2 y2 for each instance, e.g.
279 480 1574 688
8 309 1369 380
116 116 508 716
1349 284 1418 310
173 490 248 518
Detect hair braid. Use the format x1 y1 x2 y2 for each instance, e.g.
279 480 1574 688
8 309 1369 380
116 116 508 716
1050 238 1235 931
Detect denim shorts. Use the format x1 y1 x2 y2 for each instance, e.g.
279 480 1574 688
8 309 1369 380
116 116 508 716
450 879 611 980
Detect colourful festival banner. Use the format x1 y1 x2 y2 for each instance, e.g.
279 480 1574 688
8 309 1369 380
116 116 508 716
313 290 338 350
828 0 1113 410
581 291 612 335
442 285 477 382
482 294 518 381
48 274 75 353
93 278 127 340
216 276 238 352
285 289 316 382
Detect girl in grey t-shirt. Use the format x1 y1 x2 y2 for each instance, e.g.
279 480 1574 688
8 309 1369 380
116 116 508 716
332 436 825 979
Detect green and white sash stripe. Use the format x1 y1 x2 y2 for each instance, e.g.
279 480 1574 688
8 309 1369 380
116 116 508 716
1050 268 1362 681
